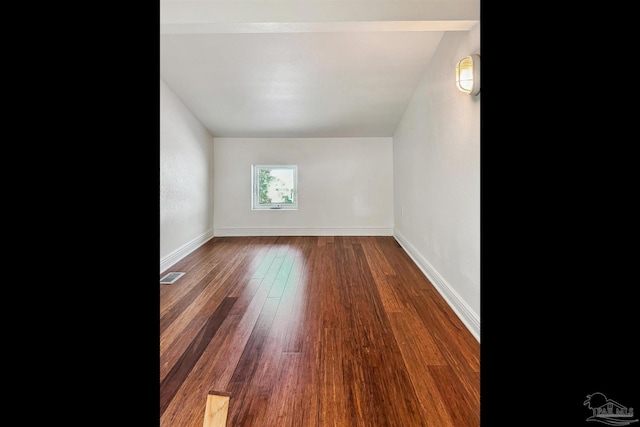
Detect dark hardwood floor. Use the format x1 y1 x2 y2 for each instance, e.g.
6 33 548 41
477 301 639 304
160 236 480 426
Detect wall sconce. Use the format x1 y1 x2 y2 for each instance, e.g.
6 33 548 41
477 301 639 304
455 54 480 96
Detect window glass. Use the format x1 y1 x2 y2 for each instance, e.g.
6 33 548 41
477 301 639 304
252 165 298 210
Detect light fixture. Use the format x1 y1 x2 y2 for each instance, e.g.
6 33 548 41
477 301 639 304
455 54 480 96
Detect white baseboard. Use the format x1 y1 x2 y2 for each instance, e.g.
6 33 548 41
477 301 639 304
213 227 394 237
394 230 480 342
160 229 215 274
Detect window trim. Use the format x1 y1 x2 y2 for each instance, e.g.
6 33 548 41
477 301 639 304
251 164 298 210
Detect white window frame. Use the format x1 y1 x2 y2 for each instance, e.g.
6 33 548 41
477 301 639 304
251 164 298 210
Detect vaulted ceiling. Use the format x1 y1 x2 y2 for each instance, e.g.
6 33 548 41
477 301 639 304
160 1 480 138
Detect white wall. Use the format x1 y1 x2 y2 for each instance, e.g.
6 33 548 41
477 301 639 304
160 79 215 273
393 24 480 340
213 137 393 236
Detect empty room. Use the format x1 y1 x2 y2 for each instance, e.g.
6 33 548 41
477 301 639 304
160 1 480 426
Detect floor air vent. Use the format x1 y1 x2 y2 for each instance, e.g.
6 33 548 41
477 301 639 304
160 272 185 285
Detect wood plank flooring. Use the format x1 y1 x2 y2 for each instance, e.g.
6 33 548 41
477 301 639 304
160 236 480 427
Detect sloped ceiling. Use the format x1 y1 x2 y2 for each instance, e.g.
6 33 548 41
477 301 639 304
160 1 479 138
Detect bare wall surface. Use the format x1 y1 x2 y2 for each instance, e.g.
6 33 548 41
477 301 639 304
213 137 393 235
393 24 480 328
160 80 215 263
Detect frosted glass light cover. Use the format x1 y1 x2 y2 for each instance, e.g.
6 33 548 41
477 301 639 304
456 54 480 96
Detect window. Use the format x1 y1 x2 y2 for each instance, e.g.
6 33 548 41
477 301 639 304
251 165 298 210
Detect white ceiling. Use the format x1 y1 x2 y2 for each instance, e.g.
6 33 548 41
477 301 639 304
160 1 480 138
